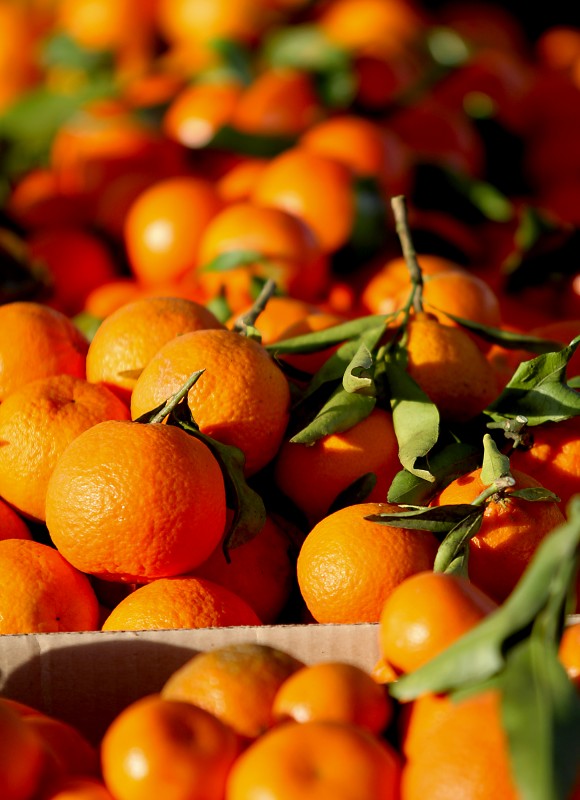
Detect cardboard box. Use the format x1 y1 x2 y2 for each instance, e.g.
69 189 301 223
0 623 380 744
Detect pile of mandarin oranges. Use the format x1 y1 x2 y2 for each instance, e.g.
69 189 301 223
0 0 580 797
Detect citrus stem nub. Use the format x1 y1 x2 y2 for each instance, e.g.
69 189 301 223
232 278 278 338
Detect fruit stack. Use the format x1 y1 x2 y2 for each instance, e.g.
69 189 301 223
0 0 579 797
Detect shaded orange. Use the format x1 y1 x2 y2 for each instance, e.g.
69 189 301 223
274 407 401 526
0 698 46 800
0 374 130 523
0 302 88 402
161 642 304 739
0 538 99 634
130 328 291 476
378 570 498 674
45 420 227 582
401 690 518 800
124 175 224 286
192 515 294 624
559 621 580 690
101 694 240 800
272 661 393 734
7 168 90 230
197 200 330 309
0 498 31 541
40 776 116 800
432 467 567 602
86 294 224 404
27 715 99 792
296 502 439 623
226 719 402 800
216 157 269 203
101 576 261 631
251 146 355 252
536 26 580 72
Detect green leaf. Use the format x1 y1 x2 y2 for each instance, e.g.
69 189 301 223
485 337 580 424
265 315 388 355
41 32 115 73
262 23 350 73
385 360 440 481
290 383 376 444
448 170 514 222
480 433 512 485
199 249 266 273
501 637 580 800
509 487 561 503
207 124 296 157
208 38 254 86
432 508 484 575
365 503 479 534
342 342 375 395
349 176 389 256
72 311 102 342
387 442 481 505
389 498 580 701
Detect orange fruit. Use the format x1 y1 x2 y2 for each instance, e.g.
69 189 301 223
130 328 291 476
216 157 269 204
231 68 322 137
101 694 240 800
6 167 89 231
251 146 356 253
0 538 99 634
432 467 567 602
509 416 580 512
272 661 393 734
82 278 144 319
85 294 224 404
271 309 348 377
157 0 272 47
274 407 401 526
401 690 519 800
192 515 294 624
100 576 261 631
196 200 330 310
378 570 498 675
296 502 439 623
0 301 88 402
0 498 31 541
45 419 227 582
124 175 224 287
26 714 99 791
536 26 580 72
0 698 46 800
163 80 244 149
559 621 580 690
27 225 119 317
402 311 499 423
226 719 402 800
40 776 116 800
161 642 304 740
0 375 130 523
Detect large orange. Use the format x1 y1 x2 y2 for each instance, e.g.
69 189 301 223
101 694 240 800
130 328 291 476
0 301 88 402
0 375 130 522
100 576 261 631
124 175 224 287
161 643 304 740
196 201 330 310
226 719 402 800
85 294 224 404
45 420 227 582
274 407 401 526
378 570 498 675
296 502 439 623
0 538 99 634
272 661 393 734
432 467 567 602
250 146 355 253
0 698 46 800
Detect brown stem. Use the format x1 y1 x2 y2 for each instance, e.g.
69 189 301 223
232 278 278 337
148 369 205 424
391 195 423 314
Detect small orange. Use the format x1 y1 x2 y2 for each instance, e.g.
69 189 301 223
85 294 224 404
45 419 227 582
0 375 130 522
0 498 31 541
101 694 240 800
101 576 261 631
226 719 402 800
163 80 244 149
559 621 580 690
124 175 224 287
216 157 269 204
0 301 88 402
26 714 99 791
432 467 567 602
39 776 116 800
274 407 401 526
272 661 393 734
378 570 498 675
0 538 99 634
130 328 291 476
192 515 294 624
251 146 356 253
296 502 439 623
82 278 144 319
157 0 272 47
0 697 46 800
161 642 305 740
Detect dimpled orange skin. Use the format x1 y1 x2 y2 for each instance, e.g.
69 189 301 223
130 328 291 476
45 420 227 583
0 538 99 634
